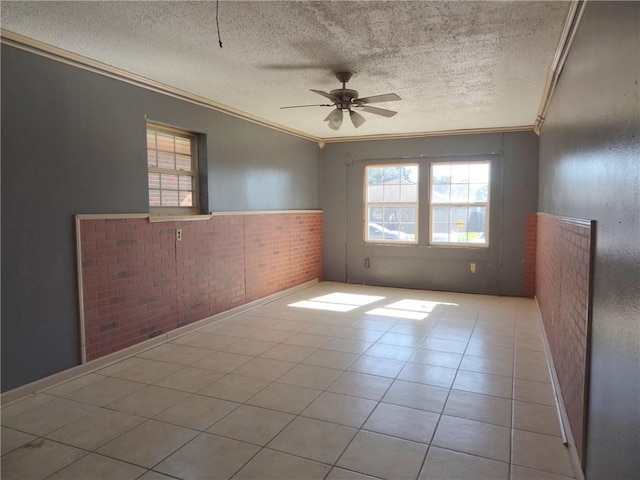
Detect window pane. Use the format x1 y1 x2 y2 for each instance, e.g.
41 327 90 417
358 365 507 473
157 151 175 169
148 172 160 189
367 166 384 185
161 190 179 206
383 166 401 184
149 190 161 207
178 175 193 191
450 207 469 225
161 174 179 190
368 185 384 202
400 183 417 202
433 206 449 223
179 191 193 207
147 149 157 167
383 183 400 202
468 207 486 233
470 163 490 183
469 184 488 202
383 207 400 225
451 164 469 183
400 207 415 222
432 164 451 184
431 184 450 203
451 184 469 203
156 133 174 152
369 207 383 223
402 165 418 184
175 154 192 171
146 132 156 149
175 136 191 155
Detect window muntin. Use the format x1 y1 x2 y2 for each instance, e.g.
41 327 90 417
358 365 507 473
430 161 489 246
365 164 418 243
147 124 198 214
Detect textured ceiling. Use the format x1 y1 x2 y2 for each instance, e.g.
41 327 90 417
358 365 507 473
1 1 570 140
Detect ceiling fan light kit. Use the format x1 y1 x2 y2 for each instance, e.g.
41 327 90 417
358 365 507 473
281 72 401 130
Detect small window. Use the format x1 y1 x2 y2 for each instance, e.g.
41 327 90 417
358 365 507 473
365 164 418 243
430 161 489 246
146 124 198 214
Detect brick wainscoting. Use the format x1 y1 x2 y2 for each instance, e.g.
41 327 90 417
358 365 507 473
78 212 322 361
536 212 593 463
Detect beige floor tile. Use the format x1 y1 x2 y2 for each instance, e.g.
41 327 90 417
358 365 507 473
44 374 104 397
46 408 145 450
154 394 239 430
460 354 514 377
191 351 254 372
410 349 463 369
382 380 449 413
515 359 552 383
260 343 316 362
155 433 259 479
516 336 545 352
432 415 511 463
268 416 357 464
326 467 380 480
222 338 277 356
452 370 514 399
419 446 509 480
327 371 393 401
97 419 198 468
270 319 310 332
512 430 575 477
464 343 514 361
427 327 472 342
208 405 294 445
302 349 359 370
109 359 183 384
108 385 190 417
514 400 562 437
337 327 384 342
469 333 515 349
137 343 213 365
200 323 254 337
514 378 556 406
198 374 270 403
378 332 424 347
420 337 468 354
1 427 36 455
337 430 428 480
283 332 332 348
388 322 434 336
137 471 177 480
516 349 549 366
363 402 439 444
444 389 512 427
351 319 394 332
95 357 143 376
323 338 373 355
247 382 322 414
365 343 417 362
278 364 342 390
232 357 296 381
2 397 97 436
61 376 145 407
0 438 85 480
248 327 297 343
348 355 406 378
48 452 146 480
305 324 347 337
170 332 238 350
153 366 224 393
233 448 331 480
397 362 457 388
0 394 54 421
510 464 576 480
301 391 377 428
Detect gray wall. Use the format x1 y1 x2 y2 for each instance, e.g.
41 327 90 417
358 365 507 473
538 2 640 478
321 131 538 295
1 45 320 391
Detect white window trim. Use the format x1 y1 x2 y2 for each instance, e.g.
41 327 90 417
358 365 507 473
428 160 490 248
147 122 200 216
363 163 419 245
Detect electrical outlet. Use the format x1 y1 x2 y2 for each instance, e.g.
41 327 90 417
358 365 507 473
364 257 370 269
176 229 183 242
470 262 476 273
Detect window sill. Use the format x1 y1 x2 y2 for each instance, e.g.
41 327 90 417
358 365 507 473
148 214 213 223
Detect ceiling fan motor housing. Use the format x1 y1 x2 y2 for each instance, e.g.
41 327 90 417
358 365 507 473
329 88 359 110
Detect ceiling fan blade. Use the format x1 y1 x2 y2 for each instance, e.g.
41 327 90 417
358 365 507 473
280 104 333 109
350 110 366 128
360 105 398 118
326 109 343 130
357 93 401 104
310 89 340 102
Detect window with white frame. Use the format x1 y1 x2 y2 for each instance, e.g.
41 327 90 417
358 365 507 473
430 161 490 246
146 124 199 214
365 164 418 243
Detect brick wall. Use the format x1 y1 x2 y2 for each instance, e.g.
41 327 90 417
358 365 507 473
523 213 538 298
536 212 593 462
79 212 322 361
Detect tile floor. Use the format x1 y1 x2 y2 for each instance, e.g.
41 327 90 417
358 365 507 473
1 282 578 480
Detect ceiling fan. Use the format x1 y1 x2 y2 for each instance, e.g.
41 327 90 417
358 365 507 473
280 72 401 130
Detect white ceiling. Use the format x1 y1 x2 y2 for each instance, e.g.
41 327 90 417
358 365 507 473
1 1 570 141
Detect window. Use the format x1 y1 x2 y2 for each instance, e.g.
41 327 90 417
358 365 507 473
430 161 490 246
146 124 198 214
365 164 418 243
